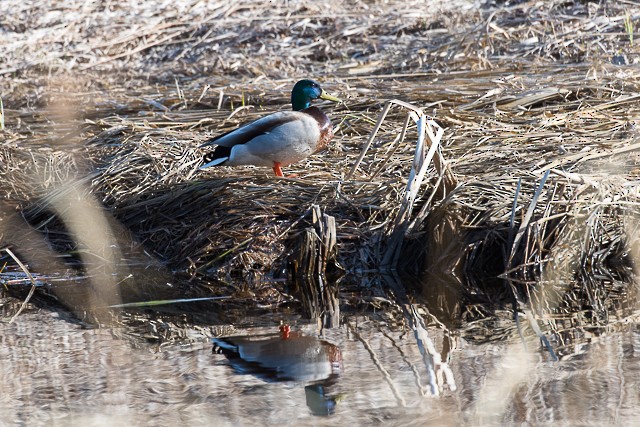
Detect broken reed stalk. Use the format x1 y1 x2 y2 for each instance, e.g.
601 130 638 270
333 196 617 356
293 205 339 327
383 115 443 268
505 170 551 271
349 99 457 270
500 170 560 361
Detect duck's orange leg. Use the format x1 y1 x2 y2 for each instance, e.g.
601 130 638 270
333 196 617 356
272 162 284 177
279 324 291 339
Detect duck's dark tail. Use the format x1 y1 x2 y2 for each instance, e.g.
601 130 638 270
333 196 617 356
200 145 232 169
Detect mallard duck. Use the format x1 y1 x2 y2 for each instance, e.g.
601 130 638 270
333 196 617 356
200 79 341 177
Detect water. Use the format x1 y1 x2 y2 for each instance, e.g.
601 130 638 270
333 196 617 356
1 304 639 426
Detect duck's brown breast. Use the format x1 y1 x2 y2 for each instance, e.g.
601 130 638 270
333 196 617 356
302 106 334 153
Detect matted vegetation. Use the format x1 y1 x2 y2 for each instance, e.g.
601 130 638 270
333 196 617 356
1 0 639 343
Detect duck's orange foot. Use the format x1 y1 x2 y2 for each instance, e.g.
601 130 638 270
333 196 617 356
272 162 284 177
280 324 291 339
272 162 300 178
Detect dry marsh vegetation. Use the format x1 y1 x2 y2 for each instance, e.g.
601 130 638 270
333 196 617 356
1 0 640 341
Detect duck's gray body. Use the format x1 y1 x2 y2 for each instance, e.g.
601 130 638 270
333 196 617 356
200 107 333 169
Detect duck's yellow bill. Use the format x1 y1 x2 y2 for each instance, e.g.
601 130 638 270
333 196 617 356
320 90 341 103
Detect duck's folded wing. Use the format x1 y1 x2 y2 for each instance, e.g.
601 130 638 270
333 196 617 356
200 111 301 148
237 118 320 161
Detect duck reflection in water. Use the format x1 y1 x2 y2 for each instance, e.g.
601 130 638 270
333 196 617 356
213 325 343 416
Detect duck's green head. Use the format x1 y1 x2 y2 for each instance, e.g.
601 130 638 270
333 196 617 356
291 79 341 111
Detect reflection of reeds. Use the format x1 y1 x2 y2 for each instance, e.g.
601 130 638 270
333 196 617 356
467 176 640 423
0 0 637 331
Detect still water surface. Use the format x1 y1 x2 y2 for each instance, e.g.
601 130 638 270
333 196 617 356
1 305 639 426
